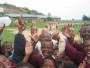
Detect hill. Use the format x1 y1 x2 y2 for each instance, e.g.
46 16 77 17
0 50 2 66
0 3 44 15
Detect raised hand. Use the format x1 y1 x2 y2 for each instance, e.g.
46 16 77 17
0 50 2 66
25 41 33 55
31 33 39 46
61 25 71 38
15 15 26 34
61 24 75 44
23 41 33 62
78 61 86 68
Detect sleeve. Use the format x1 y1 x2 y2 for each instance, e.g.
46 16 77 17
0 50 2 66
28 54 42 68
65 42 84 65
72 41 83 52
12 34 26 64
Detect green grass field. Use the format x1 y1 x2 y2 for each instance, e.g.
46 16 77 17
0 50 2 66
1 22 84 46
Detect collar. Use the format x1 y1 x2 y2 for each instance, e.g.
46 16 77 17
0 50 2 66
41 54 55 59
85 57 90 64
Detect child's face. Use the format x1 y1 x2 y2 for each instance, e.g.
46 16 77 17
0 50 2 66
41 43 53 57
3 43 12 52
64 56 74 65
80 26 90 38
42 59 55 68
83 40 90 58
0 55 12 68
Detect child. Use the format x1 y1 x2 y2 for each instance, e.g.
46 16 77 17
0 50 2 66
63 56 74 65
34 30 51 55
63 55 77 68
0 55 15 68
23 40 54 68
80 25 90 39
2 41 13 58
53 50 65 68
65 36 90 68
41 57 56 68
15 62 34 68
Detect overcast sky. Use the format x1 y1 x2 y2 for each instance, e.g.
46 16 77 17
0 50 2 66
0 0 90 20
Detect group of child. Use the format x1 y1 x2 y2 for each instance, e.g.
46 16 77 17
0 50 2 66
0 16 90 68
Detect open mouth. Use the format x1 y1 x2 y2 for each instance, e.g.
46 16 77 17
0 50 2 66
87 52 90 57
43 52 49 57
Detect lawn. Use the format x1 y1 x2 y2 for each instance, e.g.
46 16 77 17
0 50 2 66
1 22 46 45
2 28 15 46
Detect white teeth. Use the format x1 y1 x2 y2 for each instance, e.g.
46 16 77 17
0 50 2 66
88 52 90 53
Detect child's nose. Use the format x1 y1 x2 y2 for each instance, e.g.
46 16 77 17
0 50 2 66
87 46 90 49
44 48 48 51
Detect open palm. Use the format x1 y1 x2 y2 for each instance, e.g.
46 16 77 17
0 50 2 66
25 41 33 55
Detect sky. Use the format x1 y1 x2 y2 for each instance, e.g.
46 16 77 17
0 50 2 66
0 0 90 20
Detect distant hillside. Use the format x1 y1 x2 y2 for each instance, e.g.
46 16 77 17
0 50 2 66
0 3 44 15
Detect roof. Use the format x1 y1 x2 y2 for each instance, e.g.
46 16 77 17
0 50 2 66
5 14 60 19
6 14 36 18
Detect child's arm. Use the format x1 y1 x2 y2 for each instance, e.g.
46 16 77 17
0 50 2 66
23 32 39 62
23 41 33 62
61 25 83 52
65 42 84 65
15 18 26 34
12 16 26 64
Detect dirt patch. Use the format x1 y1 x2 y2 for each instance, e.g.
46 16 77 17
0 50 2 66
7 28 42 41
7 28 80 41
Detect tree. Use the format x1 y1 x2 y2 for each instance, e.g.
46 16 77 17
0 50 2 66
82 14 90 20
47 13 52 21
47 13 51 17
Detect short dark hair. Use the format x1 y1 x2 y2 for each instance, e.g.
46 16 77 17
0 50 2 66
1 41 12 49
15 62 33 68
41 56 57 68
83 36 90 45
41 41 53 47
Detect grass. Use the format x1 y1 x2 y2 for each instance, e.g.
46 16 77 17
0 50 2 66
2 29 15 46
7 21 46 29
1 21 46 45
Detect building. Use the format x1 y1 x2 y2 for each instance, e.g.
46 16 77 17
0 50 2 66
5 14 61 22
0 7 4 16
0 7 4 12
